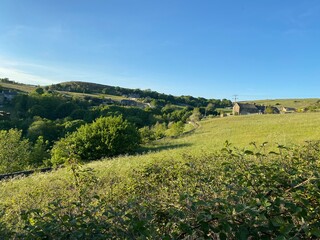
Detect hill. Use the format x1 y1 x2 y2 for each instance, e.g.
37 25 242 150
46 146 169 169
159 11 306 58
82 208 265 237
2 77 320 238
0 77 229 174
1 78 232 109
49 81 232 108
245 98 320 110
1 112 320 238
0 81 37 93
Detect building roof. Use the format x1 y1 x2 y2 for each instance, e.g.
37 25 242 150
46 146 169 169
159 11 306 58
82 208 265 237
235 103 258 109
1 90 18 95
234 102 266 114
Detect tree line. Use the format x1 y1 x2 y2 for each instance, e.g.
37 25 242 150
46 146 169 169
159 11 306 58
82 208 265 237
0 81 232 174
49 81 232 108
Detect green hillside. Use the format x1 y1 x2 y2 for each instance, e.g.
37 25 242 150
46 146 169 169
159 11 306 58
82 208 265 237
0 82 37 93
1 112 320 238
245 98 320 109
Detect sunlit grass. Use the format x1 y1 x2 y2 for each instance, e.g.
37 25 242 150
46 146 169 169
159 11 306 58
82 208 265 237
1 112 320 229
0 82 37 93
246 98 319 109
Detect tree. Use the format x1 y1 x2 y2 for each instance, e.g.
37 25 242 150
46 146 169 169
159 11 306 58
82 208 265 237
166 121 185 137
55 102 78 119
34 87 44 95
152 122 167 139
29 136 50 166
27 118 62 143
265 105 279 114
206 103 217 116
63 119 86 134
28 104 47 118
190 108 201 122
51 116 141 165
139 126 155 143
0 129 31 173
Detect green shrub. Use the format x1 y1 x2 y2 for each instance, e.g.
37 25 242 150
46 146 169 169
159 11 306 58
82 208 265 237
152 122 167 139
139 126 155 143
0 129 31 173
51 116 141 165
166 121 185 137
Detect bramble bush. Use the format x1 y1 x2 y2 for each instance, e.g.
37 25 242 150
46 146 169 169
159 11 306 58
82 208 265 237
3 141 320 239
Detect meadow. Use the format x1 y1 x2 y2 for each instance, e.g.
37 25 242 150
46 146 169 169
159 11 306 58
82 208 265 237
0 82 37 93
246 98 320 109
1 112 320 238
0 82 128 102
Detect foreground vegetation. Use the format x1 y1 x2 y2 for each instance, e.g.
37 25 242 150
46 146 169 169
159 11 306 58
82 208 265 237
1 113 320 238
1 141 320 239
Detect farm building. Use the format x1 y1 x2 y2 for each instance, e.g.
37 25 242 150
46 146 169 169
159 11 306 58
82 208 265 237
280 107 296 114
0 90 18 105
233 102 281 115
233 102 265 115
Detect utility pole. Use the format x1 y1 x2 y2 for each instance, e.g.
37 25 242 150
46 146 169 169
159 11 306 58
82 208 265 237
232 95 238 116
232 94 238 104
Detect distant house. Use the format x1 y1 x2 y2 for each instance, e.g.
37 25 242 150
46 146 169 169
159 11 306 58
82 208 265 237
0 90 18 104
233 102 265 115
280 107 296 114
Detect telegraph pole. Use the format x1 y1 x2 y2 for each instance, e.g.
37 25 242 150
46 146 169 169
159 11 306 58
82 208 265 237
232 95 238 116
232 94 238 104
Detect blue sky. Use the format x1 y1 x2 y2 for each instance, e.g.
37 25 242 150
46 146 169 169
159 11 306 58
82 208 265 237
0 0 320 100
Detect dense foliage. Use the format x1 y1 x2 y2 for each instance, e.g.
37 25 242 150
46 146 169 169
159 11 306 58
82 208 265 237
51 116 141 165
0 79 232 173
0 129 31 173
1 141 320 239
49 81 232 108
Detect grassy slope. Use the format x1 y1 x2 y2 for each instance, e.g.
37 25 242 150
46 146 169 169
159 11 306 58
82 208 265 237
58 90 126 101
0 82 37 93
0 82 132 103
2 82 318 108
1 113 320 204
245 98 320 109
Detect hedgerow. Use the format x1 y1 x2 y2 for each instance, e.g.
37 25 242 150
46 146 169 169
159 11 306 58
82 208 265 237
2 141 320 239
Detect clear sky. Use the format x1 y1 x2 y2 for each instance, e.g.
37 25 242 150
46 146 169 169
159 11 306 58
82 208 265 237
0 0 320 100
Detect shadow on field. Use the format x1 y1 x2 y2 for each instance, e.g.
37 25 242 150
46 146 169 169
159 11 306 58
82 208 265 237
137 142 192 154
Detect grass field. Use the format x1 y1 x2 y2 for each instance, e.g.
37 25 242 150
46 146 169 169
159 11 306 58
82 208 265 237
58 90 126 101
1 112 320 237
245 98 320 109
0 82 135 102
2 112 320 197
0 82 37 93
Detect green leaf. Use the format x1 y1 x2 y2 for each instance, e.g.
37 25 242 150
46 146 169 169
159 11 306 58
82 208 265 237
270 216 284 227
244 150 254 155
310 228 320 237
